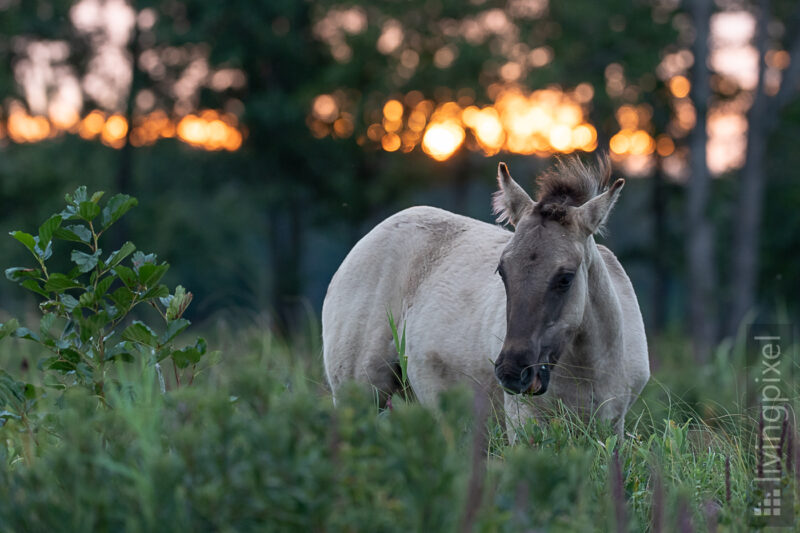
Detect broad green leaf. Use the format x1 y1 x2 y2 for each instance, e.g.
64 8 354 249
53 338 70 350
167 286 185 317
90 191 105 203
109 286 133 310
113 266 137 288
39 313 56 337
104 341 136 362
5 267 42 282
9 231 37 257
75 362 93 382
0 411 21 426
59 205 77 220
77 201 101 221
77 311 108 343
54 225 92 244
105 241 135 268
38 215 63 249
13 327 40 342
42 374 66 390
40 337 58 349
21 279 50 298
48 360 76 372
0 369 27 403
103 301 119 319
160 318 190 344
71 249 102 273
131 251 157 274
138 263 168 287
65 186 88 204
35 238 53 260
33 355 52 371
122 321 158 347
79 291 96 308
44 274 82 292
0 319 20 340
156 346 172 363
170 337 207 369
60 294 80 313
23 383 36 400
59 348 83 364
166 285 193 320
95 275 114 297
101 194 138 229
142 284 169 300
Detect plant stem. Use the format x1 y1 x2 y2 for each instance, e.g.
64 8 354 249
173 360 181 388
89 221 99 253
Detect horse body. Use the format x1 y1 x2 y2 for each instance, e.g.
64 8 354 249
323 206 509 409
322 158 649 434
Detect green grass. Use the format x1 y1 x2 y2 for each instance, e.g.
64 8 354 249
0 320 797 532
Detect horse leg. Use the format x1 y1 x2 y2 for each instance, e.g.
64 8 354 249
324 314 402 407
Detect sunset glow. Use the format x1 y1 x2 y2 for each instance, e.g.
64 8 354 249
303 7 769 175
7 107 52 143
310 86 599 162
422 121 466 161
608 104 657 161
3 105 244 152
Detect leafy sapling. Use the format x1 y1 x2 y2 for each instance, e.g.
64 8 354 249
0 186 214 402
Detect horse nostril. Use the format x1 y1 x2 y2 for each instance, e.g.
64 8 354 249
520 366 533 384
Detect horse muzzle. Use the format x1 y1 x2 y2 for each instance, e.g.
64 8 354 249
494 359 551 395
525 364 550 395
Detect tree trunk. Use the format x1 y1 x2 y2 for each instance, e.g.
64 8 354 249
651 164 668 335
686 0 717 362
727 0 800 337
268 204 304 334
451 151 471 214
118 2 140 196
728 0 770 337
114 6 141 247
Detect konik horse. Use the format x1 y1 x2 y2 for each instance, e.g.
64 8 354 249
322 156 649 435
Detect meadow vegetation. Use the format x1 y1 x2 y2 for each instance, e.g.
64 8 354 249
0 194 796 532
2 319 796 531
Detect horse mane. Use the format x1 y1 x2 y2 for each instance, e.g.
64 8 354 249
535 154 612 218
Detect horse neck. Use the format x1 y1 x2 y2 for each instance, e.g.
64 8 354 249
576 237 624 359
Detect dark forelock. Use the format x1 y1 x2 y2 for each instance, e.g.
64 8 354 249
535 154 612 209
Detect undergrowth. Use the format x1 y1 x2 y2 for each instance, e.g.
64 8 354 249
0 318 796 532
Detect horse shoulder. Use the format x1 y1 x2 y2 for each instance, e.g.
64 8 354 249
596 245 650 396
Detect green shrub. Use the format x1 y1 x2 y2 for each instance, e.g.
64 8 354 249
0 186 212 409
0 361 474 532
0 325 790 532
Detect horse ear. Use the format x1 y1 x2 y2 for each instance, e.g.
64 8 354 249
576 178 625 234
492 162 534 227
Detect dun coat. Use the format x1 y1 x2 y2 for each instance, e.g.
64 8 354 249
322 156 650 436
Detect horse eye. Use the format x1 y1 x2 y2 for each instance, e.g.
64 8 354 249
555 272 574 292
